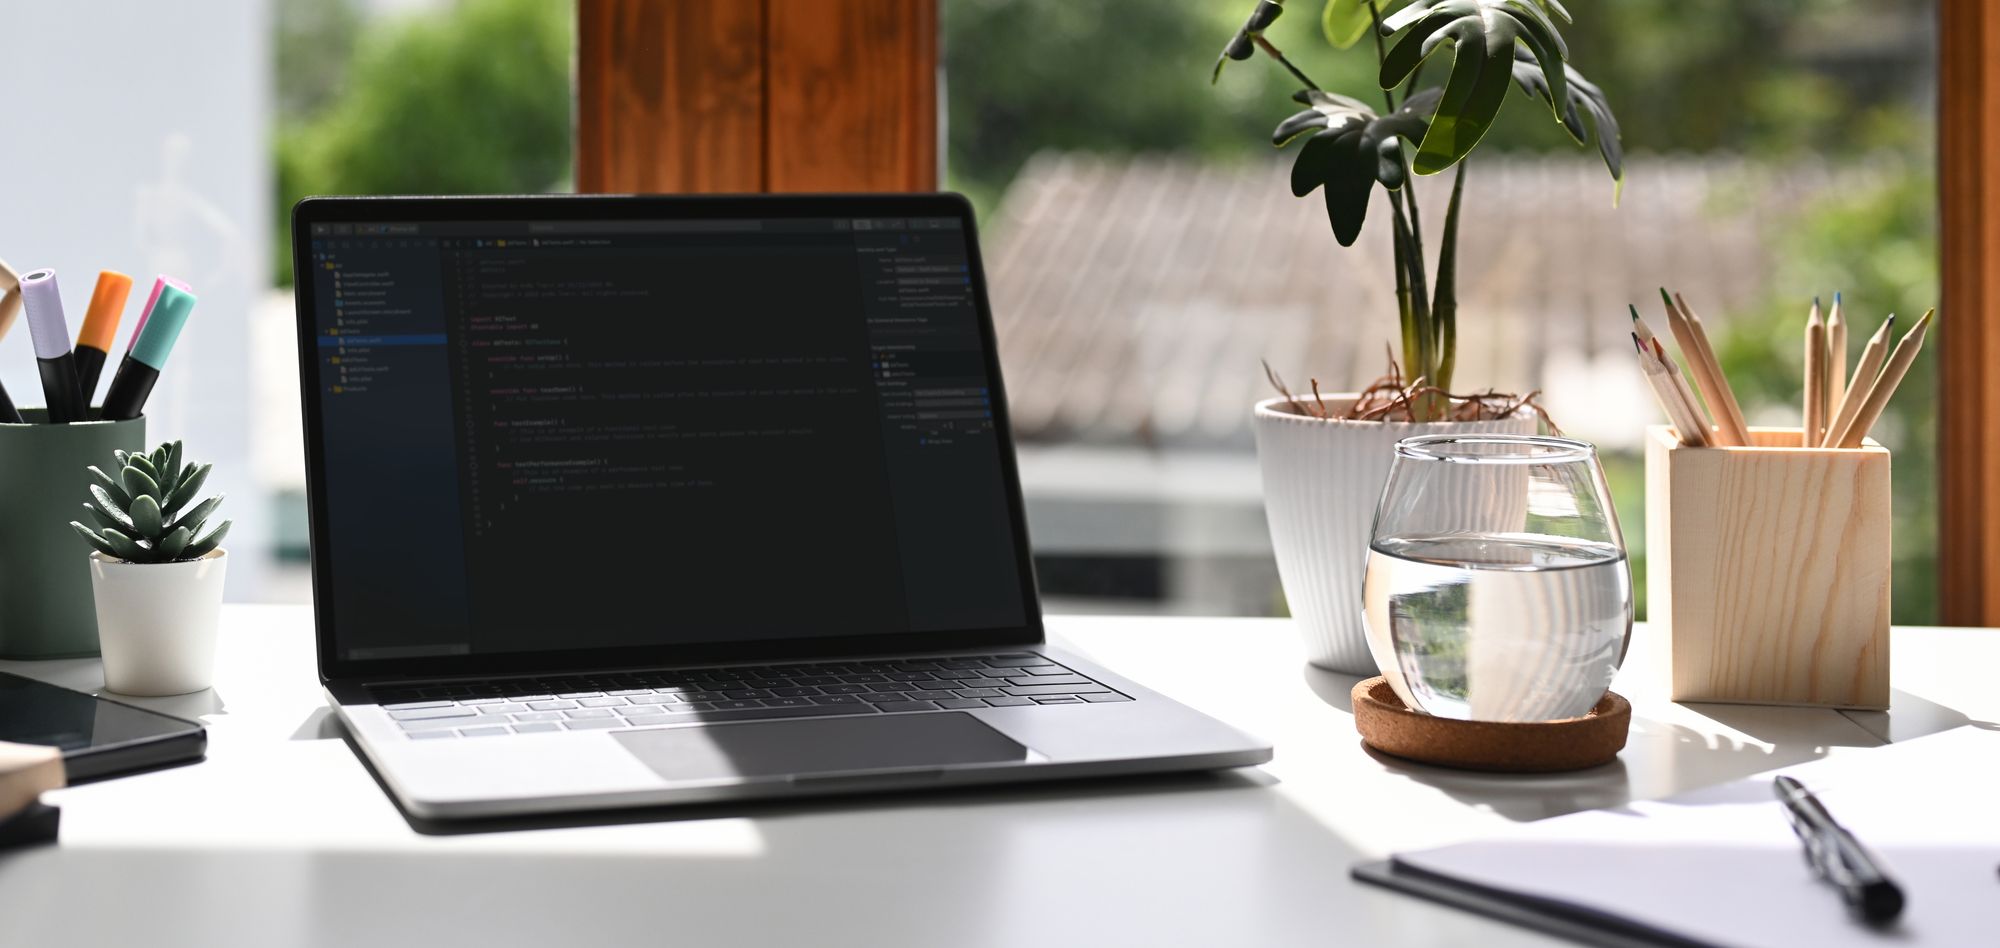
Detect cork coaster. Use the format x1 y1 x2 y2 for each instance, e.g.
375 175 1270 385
1351 677 1630 773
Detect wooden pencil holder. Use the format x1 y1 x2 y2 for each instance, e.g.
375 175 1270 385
1644 425 1890 709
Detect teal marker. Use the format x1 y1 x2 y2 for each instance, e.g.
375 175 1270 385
100 280 196 421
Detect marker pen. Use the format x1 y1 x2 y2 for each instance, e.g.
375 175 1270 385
125 275 172 354
75 270 133 401
101 281 196 421
18 269 85 423
0 378 20 424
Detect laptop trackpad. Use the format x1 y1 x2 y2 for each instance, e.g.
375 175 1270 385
612 712 1031 781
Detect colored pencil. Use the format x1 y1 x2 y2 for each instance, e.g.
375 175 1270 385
1804 298 1826 447
1669 292 1752 446
1822 313 1894 448
1831 309 1933 449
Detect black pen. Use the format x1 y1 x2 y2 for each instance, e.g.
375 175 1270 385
1774 775 1905 924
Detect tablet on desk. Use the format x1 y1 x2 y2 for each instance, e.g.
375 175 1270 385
0 672 206 781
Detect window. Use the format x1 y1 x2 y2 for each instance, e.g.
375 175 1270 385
261 0 575 598
944 0 1942 620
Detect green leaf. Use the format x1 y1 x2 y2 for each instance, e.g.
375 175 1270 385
130 493 164 538
1272 88 1440 245
183 520 231 559
1379 0 1571 175
87 466 131 509
100 527 150 562
157 526 192 561
121 465 162 501
167 441 185 486
1213 0 1286 84
89 486 135 529
82 502 119 532
71 522 119 557
164 463 211 515
127 451 159 485
154 445 179 495
1511 48 1622 200
112 449 131 468
169 494 223 534
1323 0 1400 49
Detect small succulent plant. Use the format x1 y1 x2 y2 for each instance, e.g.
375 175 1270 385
69 441 230 564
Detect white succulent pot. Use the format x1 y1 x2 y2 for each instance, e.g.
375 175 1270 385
88 549 228 696
1252 396 1537 674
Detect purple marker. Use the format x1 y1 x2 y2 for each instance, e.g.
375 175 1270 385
18 269 84 423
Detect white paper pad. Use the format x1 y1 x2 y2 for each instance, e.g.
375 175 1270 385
1393 725 2000 947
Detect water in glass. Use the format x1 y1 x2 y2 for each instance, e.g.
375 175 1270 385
1361 434 1633 722
1364 533 1630 721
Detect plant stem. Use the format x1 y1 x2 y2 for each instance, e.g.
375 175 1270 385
1390 195 1432 403
1370 0 1428 399
1392 207 1417 384
1432 159 1468 393
1365 1 1399 113
1250 35 1320 91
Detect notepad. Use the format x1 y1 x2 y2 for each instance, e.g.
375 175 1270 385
1373 726 2000 947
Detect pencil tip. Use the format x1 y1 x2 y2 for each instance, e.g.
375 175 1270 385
1629 304 1640 321
1835 290 1843 306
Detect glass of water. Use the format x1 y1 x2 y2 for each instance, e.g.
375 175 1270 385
1361 434 1632 722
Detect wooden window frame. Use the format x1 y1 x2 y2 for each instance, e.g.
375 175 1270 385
1939 0 2000 624
576 0 936 194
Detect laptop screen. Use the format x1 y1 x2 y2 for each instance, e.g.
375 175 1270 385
295 197 1035 675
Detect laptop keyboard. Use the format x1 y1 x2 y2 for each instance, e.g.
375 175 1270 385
371 653 1132 740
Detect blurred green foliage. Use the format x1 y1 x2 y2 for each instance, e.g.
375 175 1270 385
941 0 1937 620
273 0 572 285
1709 164 1939 623
942 0 1935 211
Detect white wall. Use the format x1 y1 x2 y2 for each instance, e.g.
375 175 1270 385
0 0 273 597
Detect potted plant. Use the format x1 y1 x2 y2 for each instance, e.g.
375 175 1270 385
67 441 231 696
1213 0 1623 672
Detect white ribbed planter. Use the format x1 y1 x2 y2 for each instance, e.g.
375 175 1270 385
90 548 227 696
1252 396 1538 674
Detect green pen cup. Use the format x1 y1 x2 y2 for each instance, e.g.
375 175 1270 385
0 410 146 658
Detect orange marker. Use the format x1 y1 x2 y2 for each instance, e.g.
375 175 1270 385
75 270 133 402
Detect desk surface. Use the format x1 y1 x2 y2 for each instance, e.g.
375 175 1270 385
2 608 1993 948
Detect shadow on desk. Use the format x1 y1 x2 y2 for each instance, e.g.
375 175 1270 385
332 727 1281 838
1299 665 1364 713
0 770 1375 948
1356 715 1852 823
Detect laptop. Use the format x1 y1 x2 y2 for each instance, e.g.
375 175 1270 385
292 193 1270 819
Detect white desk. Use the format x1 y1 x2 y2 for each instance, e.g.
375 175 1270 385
1 608 1992 948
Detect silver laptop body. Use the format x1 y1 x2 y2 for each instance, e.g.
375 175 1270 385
293 194 1269 819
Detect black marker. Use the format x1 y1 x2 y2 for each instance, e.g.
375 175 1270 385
18 269 84 423
101 280 196 421
1774 775 1905 924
